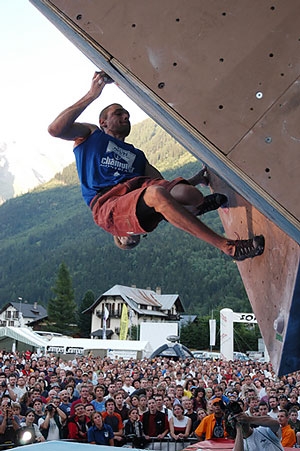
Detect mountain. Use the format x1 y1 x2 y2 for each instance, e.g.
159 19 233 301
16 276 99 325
0 138 73 205
0 119 249 315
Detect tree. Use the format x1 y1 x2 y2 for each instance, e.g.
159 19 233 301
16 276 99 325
47 262 77 334
77 290 95 337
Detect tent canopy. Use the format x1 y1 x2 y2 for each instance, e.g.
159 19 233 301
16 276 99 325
0 327 48 349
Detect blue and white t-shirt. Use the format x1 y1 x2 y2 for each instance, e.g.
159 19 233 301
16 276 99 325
73 129 147 206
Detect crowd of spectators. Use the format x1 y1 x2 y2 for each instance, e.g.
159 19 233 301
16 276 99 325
0 349 300 448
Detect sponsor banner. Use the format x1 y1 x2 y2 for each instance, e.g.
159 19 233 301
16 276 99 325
47 346 64 354
66 347 84 355
233 312 257 323
107 349 137 359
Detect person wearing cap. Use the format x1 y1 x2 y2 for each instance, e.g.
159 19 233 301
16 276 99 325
195 398 228 441
233 412 284 451
76 372 90 392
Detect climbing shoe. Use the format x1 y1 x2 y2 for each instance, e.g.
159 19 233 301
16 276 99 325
228 235 265 261
197 193 228 215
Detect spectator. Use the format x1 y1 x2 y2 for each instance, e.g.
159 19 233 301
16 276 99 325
288 407 300 447
195 398 228 441
70 384 90 415
0 398 21 445
278 395 289 411
258 401 270 416
173 385 184 406
85 403 96 419
102 398 125 446
11 402 25 423
268 395 280 419
245 396 259 416
88 411 114 445
142 398 169 442
277 409 296 448
104 382 117 401
193 387 207 411
20 408 45 443
7 374 22 402
67 403 91 442
169 404 191 441
122 376 135 396
124 407 147 448
192 408 207 433
240 375 258 400
32 398 44 425
38 402 66 440
91 384 106 413
212 385 230 405
14 376 28 401
184 398 197 425
58 389 71 416
138 394 148 418
20 391 33 416
0 373 17 401
76 372 90 392
114 391 129 420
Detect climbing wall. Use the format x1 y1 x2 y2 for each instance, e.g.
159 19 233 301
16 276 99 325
30 0 300 375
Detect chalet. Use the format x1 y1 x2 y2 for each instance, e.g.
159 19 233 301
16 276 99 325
83 284 184 339
0 302 47 328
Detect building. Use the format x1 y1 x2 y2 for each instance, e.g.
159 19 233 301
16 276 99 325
83 284 184 339
0 302 47 328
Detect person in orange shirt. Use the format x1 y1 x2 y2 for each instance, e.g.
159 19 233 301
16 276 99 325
195 398 228 441
277 409 296 448
102 399 125 446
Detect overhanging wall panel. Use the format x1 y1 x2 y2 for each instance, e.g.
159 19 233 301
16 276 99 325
49 0 300 152
229 79 300 221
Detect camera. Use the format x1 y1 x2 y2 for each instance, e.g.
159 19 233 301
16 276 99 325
224 401 244 439
226 401 243 417
1 381 7 388
46 404 55 412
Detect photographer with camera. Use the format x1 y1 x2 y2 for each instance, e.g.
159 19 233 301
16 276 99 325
38 401 67 441
0 397 21 445
0 373 17 402
233 412 284 451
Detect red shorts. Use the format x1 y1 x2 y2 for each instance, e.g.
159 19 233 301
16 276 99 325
91 176 186 237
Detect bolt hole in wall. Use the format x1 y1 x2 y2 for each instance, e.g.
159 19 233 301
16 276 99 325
265 168 271 179
76 14 82 20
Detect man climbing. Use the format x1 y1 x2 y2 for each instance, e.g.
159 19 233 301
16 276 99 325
48 71 264 260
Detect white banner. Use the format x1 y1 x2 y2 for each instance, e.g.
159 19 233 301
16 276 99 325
209 319 216 346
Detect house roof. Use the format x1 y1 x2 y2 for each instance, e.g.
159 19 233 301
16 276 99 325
83 285 183 315
0 302 47 321
179 315 197 327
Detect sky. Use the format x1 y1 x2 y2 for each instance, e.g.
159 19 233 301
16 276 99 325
0 0 148 171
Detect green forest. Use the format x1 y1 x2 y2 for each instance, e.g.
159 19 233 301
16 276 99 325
0 118 251 319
